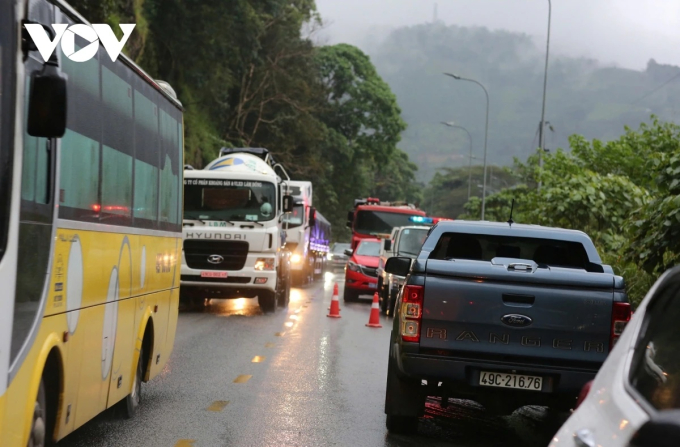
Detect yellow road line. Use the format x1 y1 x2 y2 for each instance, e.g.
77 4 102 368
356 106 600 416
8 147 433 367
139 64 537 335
264 342 275 348
251 356 265 363
175 440 196 447
274 332 284 337
233 374 252 383
206 400 230 412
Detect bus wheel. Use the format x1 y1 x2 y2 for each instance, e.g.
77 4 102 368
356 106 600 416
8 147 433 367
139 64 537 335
119 346 143 419
29 379 47 447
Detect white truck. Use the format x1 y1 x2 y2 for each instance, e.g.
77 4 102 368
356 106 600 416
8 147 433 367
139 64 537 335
180 148 293 313
283 181 331 285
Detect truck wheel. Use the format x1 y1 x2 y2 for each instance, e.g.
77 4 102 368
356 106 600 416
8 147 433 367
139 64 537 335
384 354 423 435
388 289 398 317
258 291 277 314
277 276 291 308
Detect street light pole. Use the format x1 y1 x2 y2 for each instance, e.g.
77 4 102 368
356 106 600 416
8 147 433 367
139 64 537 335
440 122 474 201
538 0 552 191
444 73 490 220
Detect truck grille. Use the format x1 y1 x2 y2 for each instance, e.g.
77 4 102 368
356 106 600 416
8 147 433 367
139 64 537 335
183 240 249 271
362 266 378 277
181 275 251 284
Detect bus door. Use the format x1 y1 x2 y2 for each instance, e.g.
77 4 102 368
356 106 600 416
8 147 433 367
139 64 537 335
9 0 59 379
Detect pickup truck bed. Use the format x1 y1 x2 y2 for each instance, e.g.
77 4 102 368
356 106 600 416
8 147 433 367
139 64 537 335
384 221 630 434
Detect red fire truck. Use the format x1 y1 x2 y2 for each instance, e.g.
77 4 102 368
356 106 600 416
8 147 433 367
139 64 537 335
346 198 427 249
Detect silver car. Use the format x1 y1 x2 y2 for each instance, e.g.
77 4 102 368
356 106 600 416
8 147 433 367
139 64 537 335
328 243 351 271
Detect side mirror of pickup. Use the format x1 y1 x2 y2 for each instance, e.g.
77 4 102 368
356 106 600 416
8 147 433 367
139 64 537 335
385 257 411 276
383 239 392 251
628 410 680 447
344 249 353 257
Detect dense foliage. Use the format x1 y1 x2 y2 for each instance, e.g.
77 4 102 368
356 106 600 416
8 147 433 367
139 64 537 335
460 118 680 306
70 0 421 240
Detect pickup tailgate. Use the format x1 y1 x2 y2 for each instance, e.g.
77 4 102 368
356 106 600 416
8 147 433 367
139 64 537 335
420 259 614 365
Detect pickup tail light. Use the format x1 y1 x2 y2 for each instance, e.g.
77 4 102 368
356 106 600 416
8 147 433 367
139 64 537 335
401 285 423 343
575 380 593 409
610 302 632 350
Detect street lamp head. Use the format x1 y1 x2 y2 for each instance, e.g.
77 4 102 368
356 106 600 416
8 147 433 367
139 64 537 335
444 72 461 80
441 121 456 127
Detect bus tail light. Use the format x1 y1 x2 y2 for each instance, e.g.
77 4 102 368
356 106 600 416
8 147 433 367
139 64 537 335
610 302 632 350
401 285 423 343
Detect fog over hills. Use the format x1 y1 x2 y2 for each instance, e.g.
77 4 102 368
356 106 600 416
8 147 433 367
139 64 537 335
315 0 680 181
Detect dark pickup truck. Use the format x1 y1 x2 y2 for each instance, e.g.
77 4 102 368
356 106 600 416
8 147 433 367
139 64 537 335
383 221 631 434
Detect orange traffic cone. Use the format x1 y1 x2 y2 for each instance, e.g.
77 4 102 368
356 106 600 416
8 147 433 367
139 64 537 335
329 283 340 311
327 285 341 318
366 292 382 328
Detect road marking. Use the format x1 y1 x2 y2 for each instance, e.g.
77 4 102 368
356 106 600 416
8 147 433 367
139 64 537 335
264 342 275 348
252 356 265 363
175 440 196 447
207 400 230 412
284 322 294 327
303 305 308 308
274 332 284 337
233 374 252 383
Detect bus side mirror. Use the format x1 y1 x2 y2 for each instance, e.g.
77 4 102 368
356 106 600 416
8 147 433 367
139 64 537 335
282 195 294 213
308 207 317 227
384 239 392 251
346 211 353 228
27 57 67 138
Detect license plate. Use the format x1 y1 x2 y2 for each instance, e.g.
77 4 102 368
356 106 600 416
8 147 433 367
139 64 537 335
479 371 543 391
201 271 227 278
368 282 377 289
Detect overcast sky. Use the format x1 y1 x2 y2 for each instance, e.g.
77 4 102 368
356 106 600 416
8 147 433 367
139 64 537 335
314 0 680 70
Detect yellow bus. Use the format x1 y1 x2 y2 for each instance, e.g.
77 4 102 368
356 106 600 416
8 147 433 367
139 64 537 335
0 1 184 445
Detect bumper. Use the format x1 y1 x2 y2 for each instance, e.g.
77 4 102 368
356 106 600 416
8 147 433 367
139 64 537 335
329 259 348 270
394 343 599 401
181 262 277 298
345 268 378 292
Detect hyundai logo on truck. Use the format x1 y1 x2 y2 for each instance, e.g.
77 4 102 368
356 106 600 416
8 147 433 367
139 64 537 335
501 314 533 327
207 255 224 265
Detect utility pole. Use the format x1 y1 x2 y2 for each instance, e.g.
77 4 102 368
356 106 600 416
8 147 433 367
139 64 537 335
433 3 438 23
538 0 552 191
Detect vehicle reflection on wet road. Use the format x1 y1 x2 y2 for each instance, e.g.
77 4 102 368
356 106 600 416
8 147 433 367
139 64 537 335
58 272 561 447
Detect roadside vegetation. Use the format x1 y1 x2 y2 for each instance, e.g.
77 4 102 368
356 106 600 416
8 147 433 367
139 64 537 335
459 117 680 306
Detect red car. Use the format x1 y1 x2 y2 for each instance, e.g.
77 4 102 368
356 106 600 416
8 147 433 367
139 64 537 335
343 239 381 302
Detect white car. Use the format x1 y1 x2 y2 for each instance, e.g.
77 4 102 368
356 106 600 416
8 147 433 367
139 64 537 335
550 266 680 447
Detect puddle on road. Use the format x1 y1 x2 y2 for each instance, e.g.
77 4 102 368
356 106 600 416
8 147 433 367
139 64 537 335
180 297 263 317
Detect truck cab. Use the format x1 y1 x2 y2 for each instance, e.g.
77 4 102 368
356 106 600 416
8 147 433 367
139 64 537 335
180 148 293 313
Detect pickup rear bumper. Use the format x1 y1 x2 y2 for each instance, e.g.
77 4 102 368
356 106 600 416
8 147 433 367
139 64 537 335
394 342 599 406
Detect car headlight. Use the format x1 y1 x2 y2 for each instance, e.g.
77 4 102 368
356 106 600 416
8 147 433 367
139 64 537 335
327 253 334 260
255 258 276 271
347 261 361 272
291 254 302 264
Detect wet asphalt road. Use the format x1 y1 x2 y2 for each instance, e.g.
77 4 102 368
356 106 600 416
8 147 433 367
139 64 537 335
59 272 563 447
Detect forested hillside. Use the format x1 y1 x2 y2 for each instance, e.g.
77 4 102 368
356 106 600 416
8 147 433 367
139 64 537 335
368 22 680 182
70 0 422 239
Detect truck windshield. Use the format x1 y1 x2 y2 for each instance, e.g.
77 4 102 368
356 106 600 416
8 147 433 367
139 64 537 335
282 204 304 228
430 232 590 269
0 2 13 262
356 241 380 257
184 179 277 222
397 228 429 257
355 211 422 236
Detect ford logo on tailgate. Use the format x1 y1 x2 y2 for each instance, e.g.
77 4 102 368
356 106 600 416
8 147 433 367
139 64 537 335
207 254 224 264
501 314 533 327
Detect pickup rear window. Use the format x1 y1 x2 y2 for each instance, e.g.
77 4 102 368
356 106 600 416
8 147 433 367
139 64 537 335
430 232 590 269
